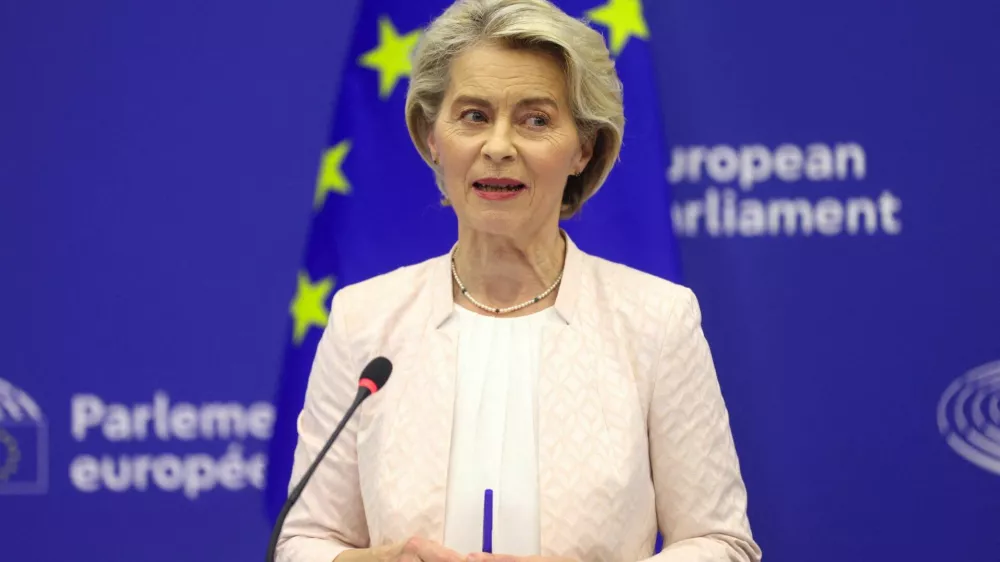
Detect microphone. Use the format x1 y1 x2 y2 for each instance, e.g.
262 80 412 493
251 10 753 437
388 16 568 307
265 356 393 562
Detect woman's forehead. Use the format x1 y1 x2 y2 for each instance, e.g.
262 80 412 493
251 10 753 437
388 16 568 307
451 43 564 75
446 46 568 104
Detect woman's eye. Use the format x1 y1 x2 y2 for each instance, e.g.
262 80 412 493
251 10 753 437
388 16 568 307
525 114 549 127
461 110 487 122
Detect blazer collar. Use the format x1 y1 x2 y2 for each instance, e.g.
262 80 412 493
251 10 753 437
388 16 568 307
430 230 583 329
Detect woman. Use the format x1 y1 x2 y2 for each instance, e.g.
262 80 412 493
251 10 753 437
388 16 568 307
277 0 761 561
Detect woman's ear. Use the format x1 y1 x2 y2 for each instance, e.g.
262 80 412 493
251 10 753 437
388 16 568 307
575 137 595 175
427 132 438 164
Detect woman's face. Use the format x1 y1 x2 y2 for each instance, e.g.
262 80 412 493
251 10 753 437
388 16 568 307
428 43 593 239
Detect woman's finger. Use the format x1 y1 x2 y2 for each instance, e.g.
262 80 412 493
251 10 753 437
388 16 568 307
413 539 465 562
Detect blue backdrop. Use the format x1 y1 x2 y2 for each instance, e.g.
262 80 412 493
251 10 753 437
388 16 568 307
2 1 998 562
648 1 1000 560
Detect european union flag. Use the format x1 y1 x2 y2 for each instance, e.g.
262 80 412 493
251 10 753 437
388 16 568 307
266 2 678 552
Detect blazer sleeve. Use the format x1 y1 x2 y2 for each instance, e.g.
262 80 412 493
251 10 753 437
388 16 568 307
276 289 370 562
642 288 762 562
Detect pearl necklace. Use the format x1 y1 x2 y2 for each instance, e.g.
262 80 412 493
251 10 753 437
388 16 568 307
450 250 563 315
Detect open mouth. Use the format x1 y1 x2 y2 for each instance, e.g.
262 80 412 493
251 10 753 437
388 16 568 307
473 181 526 192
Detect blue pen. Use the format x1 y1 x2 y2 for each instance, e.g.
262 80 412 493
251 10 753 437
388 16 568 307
482 489 494 553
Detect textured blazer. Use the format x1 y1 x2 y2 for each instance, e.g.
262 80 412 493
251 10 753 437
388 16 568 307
276 234 762 562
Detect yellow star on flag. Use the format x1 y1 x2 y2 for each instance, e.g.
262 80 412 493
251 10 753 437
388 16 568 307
358 16 422 99
289 271 335 345
586 0 650 56
315 139 352 208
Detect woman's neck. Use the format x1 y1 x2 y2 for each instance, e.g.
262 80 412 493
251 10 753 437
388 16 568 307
452 227 566 316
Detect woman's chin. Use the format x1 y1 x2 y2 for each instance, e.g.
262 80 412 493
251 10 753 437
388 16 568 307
463 211 526 237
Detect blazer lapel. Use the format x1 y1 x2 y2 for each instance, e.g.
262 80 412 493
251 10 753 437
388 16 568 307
537 233 595 556
369 252 458 545
417 252 460 541
414 323 458 541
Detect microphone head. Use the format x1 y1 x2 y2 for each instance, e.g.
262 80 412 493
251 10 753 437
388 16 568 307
358 356 392 394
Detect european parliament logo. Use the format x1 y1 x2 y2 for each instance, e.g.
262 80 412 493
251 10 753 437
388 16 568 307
0 378 48 494
937 360 1000 477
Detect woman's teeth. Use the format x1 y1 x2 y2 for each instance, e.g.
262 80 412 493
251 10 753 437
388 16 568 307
473 182 525 191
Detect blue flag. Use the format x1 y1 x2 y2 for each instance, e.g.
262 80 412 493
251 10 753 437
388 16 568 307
265 1 679 549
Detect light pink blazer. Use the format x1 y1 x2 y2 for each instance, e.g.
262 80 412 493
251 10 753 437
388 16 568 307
277 235 762 562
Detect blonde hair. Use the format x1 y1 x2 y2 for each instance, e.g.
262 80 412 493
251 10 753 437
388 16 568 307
404 0 625 218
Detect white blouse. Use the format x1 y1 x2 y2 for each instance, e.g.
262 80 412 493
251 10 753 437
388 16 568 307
441 304 561 556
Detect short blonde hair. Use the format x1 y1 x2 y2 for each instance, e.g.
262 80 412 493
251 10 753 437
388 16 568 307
404 0 625 218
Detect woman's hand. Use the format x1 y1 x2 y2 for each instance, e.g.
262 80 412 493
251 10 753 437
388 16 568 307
337 537 465 562
389 537 466 562
465 553 576 562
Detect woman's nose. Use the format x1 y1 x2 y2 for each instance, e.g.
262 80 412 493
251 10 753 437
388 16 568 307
482 125 516 163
